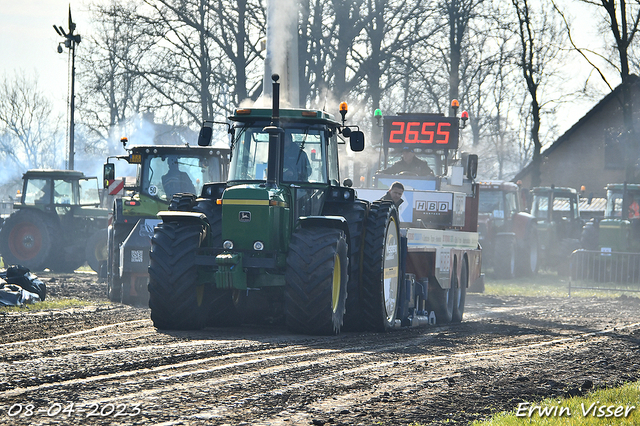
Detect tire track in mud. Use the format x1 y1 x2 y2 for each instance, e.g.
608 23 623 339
2 317 638 425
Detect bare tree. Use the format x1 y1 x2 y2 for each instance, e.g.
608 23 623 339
0 73 64 175
79 1 153 152
511 0 565 187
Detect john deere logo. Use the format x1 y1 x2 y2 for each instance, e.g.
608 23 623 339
239 211 251 222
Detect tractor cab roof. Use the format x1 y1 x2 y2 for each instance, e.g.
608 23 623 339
605 183 640 193
532 186 578 196
478 180 520 191
128 145 230 154
229 107 340 126
23 169 89 180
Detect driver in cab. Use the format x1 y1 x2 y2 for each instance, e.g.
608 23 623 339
283 133 311 181
381 146 434 176
162 158 196 197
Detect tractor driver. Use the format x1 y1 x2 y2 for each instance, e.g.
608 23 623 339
162 158 196 197
381 146 434 176
282 133 311 182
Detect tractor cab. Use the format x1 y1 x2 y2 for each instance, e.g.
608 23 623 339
19 170 102 212
597 183 640 253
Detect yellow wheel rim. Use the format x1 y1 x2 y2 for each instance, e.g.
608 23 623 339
332 254 341 313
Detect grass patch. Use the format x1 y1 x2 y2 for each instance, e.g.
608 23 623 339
471 381 640 425
0 298 102 313
482 270 631 299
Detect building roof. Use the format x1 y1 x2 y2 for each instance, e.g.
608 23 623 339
513 74 640 183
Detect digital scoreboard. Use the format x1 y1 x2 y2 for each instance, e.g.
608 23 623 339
382 114 459 150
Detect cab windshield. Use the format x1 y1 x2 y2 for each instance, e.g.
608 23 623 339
141 155 222 200
229 124 329 183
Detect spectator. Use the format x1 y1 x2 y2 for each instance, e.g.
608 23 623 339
381 146 434 176
380 181 405 208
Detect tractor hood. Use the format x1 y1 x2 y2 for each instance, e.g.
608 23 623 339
220 184 290 253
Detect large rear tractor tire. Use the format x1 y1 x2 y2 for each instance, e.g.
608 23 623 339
0 210 58 271
148 221 210 330
493 234 516 279
452 257 468 323
169 193 198 211
85 229 108 276
284 227 348 335
322 200 368 331
361 201 401 332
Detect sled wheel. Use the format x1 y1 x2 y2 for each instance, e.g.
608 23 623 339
285 227 348 335
148 221 209 330
452 257 468 323
361 201 401 332
428 262 455 325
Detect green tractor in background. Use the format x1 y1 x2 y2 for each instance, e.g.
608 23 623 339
581 183 640 253
0 169 108 272
103 139 230 306
530 186 583 274
147 75 388 334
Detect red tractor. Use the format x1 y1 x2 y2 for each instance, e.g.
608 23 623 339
477 181 538 279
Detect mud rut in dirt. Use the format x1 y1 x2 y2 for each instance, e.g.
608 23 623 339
1 272 639 426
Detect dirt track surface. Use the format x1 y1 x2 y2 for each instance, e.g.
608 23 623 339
1 272 640 425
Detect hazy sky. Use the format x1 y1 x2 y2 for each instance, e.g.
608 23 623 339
0 1 94 116
0 0 618 136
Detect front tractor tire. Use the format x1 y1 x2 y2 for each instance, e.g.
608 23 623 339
361 201 401 332
0 210 59 271
148 221 209 330
285 227 349 335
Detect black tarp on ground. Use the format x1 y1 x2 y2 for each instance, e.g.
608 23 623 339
0 265 46 306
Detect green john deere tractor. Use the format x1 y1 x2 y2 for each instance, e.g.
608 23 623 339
0 169 108 272
579 184 640 281
104 140 230 306
148 75 403 334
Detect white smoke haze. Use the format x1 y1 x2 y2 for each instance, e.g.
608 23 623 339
261 0 300 108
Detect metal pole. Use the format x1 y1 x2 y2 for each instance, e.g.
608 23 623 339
69 39 76 170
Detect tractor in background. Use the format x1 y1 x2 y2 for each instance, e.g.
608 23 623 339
577 183 640 282
530 186 583 275
0 170 108 273
104 138 230 306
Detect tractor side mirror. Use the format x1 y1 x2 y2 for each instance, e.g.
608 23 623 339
349 131 365 152
466 154 478 180
103 163 115 188
198 126 213 146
